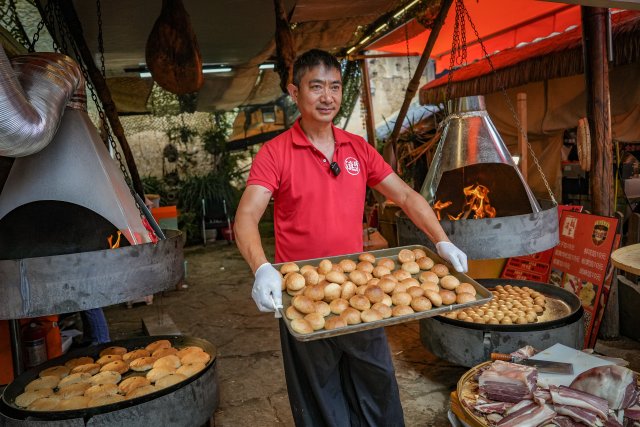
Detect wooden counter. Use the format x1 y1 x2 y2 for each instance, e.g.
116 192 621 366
611 243 640 275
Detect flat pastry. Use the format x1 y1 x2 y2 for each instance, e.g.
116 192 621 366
145 339 171 353
84 383 118 399
99 346 127 357
39 365 70 379
180 351 210 365
96 354 122 366
175 346 204 359
15 389 53 407
100 360 129 374
57 396 90 411
153 355 181 370
176 362 206 378
155 373 187 389
129 356 157 372
65 357 94 369
56 382 91 399
152 347 178 359
90 370 121 385
57 372 92 388
125 384 157 399
88 394 125 407
71 363 101 375
118 376 150 394
27 397 60 411
122 349 150 362
25 376 59 391
146 367 173 383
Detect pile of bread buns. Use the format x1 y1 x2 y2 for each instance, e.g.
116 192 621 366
281 248 478 335
440 284 547 324
14 340 211 411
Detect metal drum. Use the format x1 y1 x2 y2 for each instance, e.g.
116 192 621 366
0 335 219 426
419 279 584 367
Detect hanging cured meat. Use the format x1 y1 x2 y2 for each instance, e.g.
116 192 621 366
145 0 203 95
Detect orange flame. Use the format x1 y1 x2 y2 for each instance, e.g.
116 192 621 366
435 183 497 220
107 231 122 249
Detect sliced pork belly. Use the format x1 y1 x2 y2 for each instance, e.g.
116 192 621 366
479 360 538 403
626 405 640 421
550 385 609 420
497 402 556 427
550 415 587 426
555 404 604 426
534 388 553 405
570 366 638 410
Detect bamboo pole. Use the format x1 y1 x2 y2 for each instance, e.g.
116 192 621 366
582 6 613 216
517 92 528 182
388 0 454 166
360 58 377 148
273 0 296 94
55 0 145 199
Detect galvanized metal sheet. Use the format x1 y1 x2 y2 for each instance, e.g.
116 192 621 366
0 230 184 319
275 245 492 342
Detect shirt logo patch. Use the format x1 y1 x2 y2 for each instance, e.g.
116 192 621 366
344 157 360 176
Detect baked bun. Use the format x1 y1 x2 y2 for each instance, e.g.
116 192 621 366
304 313 325 331
348 270 368 286
372 266 391 278
431 264 450 277
90 370 121 385
280 262 299 275
349 295 371 311
57 396 90 411
40 366 70 379
324 316 347 330
303 284 325 301
181 351 210 365
71 363 101 375
56 382 91 399
303 270 320 286
118 376 151 394
322 283 342 302
377 278 396 294
439 289 457 305
401 278 420 288
456 293 476 304
176 362 206 378
401 261 420 274
99 346 127 357
411 296 432 312
407 286 425 298
155 373 187 390
290 318 313 334
26 376 59 391
338 259 357 273
84 383 118 399
381 294 393 307
424 290 443 307
421 282 440 293
145 339 172 353
175 346 205 359
285 305 303 320
100 360 129 374
15 389 53 407
356 261 374 273
364 285 385 303
417 257 435 270
315 301 331 317
27 397 60 411
360 309 383 323
65 357 94 369
58 372 92 388
152 347 179 359
377 258 395 270
391 292 412 306
419 271 439 284
391 270 412 281
126 385 157 399
285 273 305 291
317 259 333 275
293 295 316 314
130 357 157 372
456 283 476 296
96 354 122 366
299 265 316 275
153 355 181 371
340 307 362 325
371 303 392 319
397 249 415 263
146 367 173 383
392 305 414 317
88 394 125 407
440 275 460 290
325 271 347 285
413 248 428 260
329 298 349 314
340 282 357 300
122 349 150 362
358 252 376 263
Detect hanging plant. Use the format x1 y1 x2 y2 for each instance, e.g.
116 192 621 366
163 143 179 162
334 59 361 126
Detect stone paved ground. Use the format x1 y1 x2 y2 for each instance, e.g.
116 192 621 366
104 239 640 426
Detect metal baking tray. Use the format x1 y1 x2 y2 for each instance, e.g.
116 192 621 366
274 245 492 341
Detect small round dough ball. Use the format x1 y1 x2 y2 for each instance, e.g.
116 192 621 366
516 316 528 325
324 316 347 330
456 283 476 296
350 295 371 311
338 259 357 273
391 292 412 306
439 290 457 305
371 303 392 319
361 309 383 323
291 318 313 334
349 270 368 286
377 258 395 270
431 264 450 277
280 262 299 275
501 316 513 325
401 261 420 275
533 304 544 313
411 296 432 312
398 249 416 263
304 313 326 331
526 312 538 323
417 257 435 270
392 305 414 317
372 266 391 278
487 318 500 325
440 275 460 290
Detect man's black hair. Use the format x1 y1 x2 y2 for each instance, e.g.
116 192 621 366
292 49 341 86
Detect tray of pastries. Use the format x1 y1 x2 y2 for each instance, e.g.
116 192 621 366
275 245 492 341
1 335 216 419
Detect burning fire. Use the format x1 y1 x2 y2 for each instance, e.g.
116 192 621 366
433 184 497 220
107 231 122 249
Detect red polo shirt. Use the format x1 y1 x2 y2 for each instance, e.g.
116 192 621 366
247 119 393 263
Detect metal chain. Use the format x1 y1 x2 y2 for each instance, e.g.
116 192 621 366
96 0 106 77
50 1 144 214
445 0 466 112
29 0 54 52
404 23 412 80
463 6 557 204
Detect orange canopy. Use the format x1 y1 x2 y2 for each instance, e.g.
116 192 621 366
366 0 580 71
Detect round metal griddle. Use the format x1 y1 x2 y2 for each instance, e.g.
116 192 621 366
1 335 218 424
436 279 583 332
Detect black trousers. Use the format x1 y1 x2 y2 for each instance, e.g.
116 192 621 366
279 320 405 427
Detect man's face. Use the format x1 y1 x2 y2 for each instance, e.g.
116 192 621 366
288 65 342 125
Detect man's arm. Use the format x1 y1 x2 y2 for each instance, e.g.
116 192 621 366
234 184 273 273
373 173 468 272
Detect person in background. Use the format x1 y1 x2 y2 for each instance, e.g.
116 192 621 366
234 49 467 426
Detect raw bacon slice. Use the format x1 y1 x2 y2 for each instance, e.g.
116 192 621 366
534 388 553 405
626 405 640 421
479 360 538 403
550 385 609 420
555 404 604 426
570 365 638 410
474 401 514 415
550 415 587 426
605 413 624 427
504 399 535 416
497 402 556 427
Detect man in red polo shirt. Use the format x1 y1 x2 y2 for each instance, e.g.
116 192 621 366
235 49 467 426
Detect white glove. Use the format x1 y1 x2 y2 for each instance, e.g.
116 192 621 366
436 241 468 273
252 263 283 317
